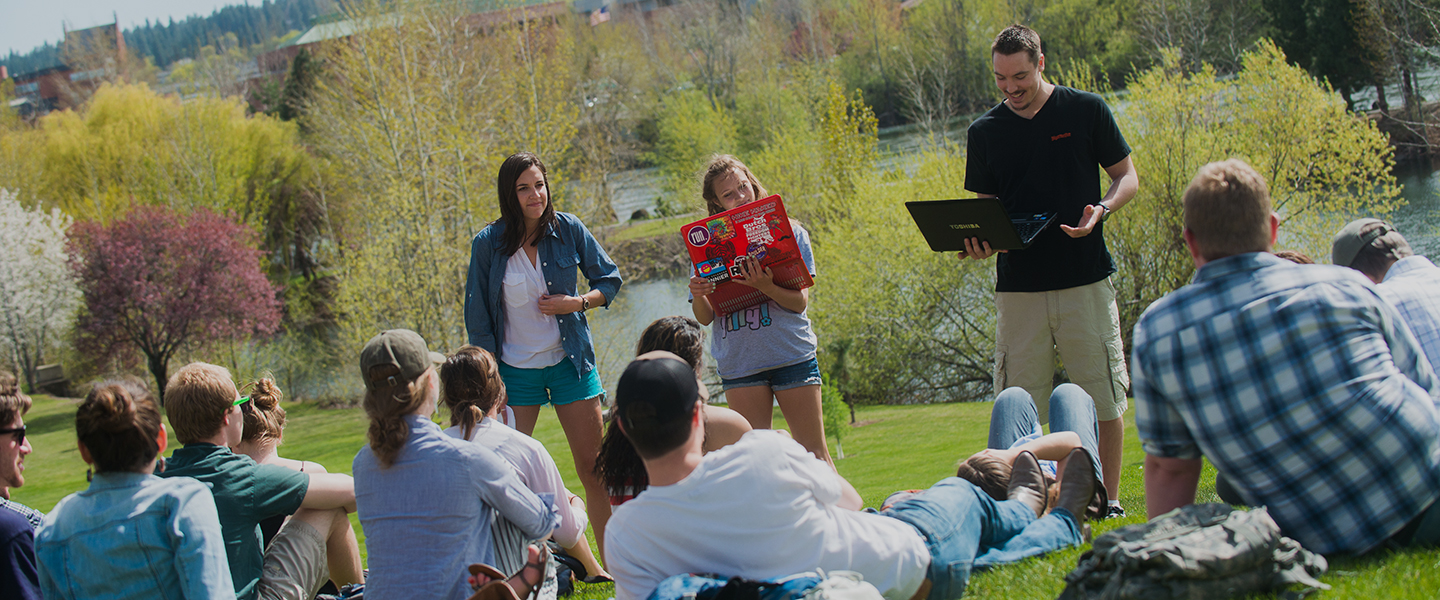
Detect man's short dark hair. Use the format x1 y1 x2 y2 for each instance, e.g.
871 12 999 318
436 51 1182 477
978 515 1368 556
1348 223 1412 279
614 356 700 459
992 24 1042 64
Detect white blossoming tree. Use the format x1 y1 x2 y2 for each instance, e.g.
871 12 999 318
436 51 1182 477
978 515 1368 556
0 189 80 392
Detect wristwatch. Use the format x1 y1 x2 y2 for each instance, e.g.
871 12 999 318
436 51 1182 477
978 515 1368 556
579 295 590 312
1096 203 1113 223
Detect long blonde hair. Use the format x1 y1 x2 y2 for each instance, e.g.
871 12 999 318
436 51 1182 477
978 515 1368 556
362 366 435 468
700 154 769 216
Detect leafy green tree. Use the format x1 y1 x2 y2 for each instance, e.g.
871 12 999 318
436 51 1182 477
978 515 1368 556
310 0 583 352
822 382 849 458
1111 42 1401 340
276 47 323 127
36 83 308 229
1265 0 1377 110
646 88 739 212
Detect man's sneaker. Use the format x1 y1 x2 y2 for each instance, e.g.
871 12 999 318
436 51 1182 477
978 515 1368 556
1105 504 1126 519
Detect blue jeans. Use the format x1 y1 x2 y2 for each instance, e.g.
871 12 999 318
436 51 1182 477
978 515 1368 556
988 385 1103 488
882 478 1082 600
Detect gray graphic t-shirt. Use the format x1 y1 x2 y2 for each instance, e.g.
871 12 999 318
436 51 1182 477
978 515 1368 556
708 223 818 380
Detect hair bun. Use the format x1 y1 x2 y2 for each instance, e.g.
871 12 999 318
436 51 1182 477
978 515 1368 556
92 383 139 432
251 378 282 410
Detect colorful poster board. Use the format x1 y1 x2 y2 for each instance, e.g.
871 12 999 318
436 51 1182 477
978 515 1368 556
680 195 814 316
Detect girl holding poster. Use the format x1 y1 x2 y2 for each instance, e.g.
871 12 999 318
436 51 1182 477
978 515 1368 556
687 154 832 466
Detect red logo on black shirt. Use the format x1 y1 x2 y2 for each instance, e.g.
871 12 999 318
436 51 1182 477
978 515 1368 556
1051 132 1072 141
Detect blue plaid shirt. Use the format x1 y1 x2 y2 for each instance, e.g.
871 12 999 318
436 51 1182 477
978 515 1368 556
1133 252 1440 554
1378 255 1440 378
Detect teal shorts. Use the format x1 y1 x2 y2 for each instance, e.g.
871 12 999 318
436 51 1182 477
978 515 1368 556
497 359 605 407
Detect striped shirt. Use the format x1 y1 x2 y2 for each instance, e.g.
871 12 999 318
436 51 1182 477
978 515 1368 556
1377 255 1440 377
1133 252 1440 554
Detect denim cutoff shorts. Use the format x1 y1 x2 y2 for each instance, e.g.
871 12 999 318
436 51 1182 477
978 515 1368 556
720 357 822 392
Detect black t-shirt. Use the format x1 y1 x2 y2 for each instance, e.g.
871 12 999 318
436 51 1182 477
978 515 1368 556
964 86 1131 292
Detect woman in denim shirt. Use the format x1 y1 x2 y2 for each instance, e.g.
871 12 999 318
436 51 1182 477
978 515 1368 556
464 152 622 551
36 381 233 600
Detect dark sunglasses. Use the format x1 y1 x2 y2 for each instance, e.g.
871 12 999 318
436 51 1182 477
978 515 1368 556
0 426 24 446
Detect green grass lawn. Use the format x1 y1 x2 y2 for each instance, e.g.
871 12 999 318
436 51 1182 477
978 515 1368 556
601 213 703 244
15 395 1439 598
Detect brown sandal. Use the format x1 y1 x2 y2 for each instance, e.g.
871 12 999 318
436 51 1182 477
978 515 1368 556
466 545 550 600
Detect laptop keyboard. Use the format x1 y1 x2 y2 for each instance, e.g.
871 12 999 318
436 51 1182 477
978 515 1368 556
1012 219 1048 243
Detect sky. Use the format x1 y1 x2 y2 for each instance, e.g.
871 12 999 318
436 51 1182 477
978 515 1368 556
2 0 244 56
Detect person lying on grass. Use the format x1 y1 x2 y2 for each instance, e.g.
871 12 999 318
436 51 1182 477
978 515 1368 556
160 362 363 600
951 385 1107 520
602 352 1101 600
440 344 611 585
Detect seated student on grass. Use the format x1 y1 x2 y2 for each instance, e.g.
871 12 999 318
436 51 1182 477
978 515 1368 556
1332 219 1440 376
594 316 751 507
232 377 332 547
0 371 39 599
1133 159 1440 554
160 362 363 600
953 385 1107 520
440 345 611 585
603 352 1101 600
36 380 234 600
352 329 558 600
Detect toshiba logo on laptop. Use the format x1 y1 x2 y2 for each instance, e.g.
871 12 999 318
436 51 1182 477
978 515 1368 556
949 223 980 230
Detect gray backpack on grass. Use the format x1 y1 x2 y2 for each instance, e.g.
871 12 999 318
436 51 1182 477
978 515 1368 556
1057 503 1329 600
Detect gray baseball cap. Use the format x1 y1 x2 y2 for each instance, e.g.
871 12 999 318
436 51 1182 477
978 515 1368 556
359 329 445 392
1331 218 1391 267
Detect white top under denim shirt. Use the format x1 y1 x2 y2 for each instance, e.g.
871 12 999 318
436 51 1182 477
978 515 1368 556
465 212 623 378
501 249 567 368
35 472 235 600
355 415 560 600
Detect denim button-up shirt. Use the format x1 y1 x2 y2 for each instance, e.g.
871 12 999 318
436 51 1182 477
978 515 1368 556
465 212 622 377
35 472 235 600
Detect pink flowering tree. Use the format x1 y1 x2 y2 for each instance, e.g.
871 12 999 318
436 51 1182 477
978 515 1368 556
69 206 281 398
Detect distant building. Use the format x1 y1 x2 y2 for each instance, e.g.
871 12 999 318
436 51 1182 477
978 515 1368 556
8 20 127 118
246 0 571 112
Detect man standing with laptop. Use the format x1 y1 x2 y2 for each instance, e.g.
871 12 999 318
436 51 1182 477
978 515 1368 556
960 24 1138 517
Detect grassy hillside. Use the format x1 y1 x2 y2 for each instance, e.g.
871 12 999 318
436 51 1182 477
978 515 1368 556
15 395 1439 598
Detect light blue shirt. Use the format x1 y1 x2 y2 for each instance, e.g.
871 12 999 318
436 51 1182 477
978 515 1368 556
35 472 235 600
1378 255 1440 377
355 415 560 600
